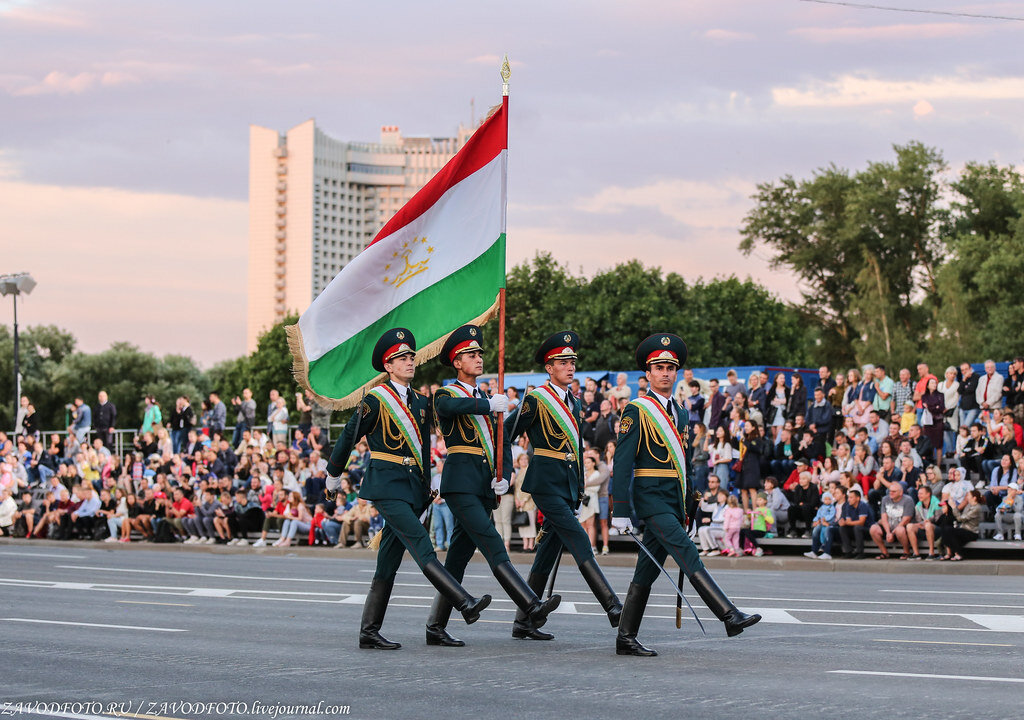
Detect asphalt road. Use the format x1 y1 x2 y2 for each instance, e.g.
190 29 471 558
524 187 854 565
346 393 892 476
1 546 1022 720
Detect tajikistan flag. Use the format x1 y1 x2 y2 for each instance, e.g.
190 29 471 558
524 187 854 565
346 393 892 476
286 100 508 409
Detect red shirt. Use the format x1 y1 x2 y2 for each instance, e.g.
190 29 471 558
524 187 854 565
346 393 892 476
173 497 195 516
914 375 937 408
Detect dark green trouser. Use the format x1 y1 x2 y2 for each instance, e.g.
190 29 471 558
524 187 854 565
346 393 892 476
442 492 511 581
632 511 705 587
372 499 437 581
526 492 595 580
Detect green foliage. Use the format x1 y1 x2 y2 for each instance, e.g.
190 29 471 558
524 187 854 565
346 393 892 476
741 142 1024 367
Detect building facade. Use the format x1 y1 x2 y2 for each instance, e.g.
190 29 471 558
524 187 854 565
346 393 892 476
246 119 470 352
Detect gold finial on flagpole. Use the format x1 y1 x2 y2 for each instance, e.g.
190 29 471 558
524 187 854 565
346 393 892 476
501 54 511 96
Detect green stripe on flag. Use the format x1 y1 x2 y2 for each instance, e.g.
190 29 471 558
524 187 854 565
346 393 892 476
307 235 505 399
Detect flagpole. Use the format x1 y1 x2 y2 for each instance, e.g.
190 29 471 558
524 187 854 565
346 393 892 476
495 55 510 491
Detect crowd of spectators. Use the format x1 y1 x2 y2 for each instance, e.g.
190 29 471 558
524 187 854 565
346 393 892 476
1 359 1021 564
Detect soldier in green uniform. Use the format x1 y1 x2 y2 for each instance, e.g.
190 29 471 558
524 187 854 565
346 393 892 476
325 328 491 650
424 325 562 646
504 330 622 641
612 333 761 656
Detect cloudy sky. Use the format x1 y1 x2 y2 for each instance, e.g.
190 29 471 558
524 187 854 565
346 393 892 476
3 0 1023 365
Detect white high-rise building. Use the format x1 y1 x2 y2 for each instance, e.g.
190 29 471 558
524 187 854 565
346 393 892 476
246 119 471 352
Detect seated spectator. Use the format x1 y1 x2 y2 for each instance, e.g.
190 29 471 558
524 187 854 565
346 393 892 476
984 454 1018 516
252 489 288 547
839 487 872 561
787 471 821 537
941 467 972 511
770 428 797 479
693 475 722 528
851 444 876 494
993 485 1022 541
165 487 195 541
697 490 728 557
69 484 101 539
869 483 915 559
0 487 16 536
938 490 984 561
803 490 837 560
117 493 140 543
870 456 903 516
959 424 988 482
907 485 941 559
907 424 935 468
93 488 119 540
763 476 790 536
274 491 312 548
228 488 264 546
11 490 37 538
796 428 824 465
210 492 236 544
899 457 921 499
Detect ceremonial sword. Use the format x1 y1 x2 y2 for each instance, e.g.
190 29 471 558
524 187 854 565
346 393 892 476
624 529 706 635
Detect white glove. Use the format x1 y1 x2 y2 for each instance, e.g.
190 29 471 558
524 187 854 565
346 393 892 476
488 394 509 413
611 517 633 533
491 477 510 494
326 475 342 492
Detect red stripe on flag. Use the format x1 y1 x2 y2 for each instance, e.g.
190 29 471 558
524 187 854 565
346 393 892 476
369 103 507 246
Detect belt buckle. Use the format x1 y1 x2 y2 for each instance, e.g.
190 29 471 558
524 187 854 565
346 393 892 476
565 452 575 462
403 457 413 466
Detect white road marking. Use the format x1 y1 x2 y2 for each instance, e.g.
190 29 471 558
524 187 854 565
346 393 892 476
2 618 185 632
553 602 577 614
872 639 1015 647
55 565 373 585
961 614 1024 632
829 670 1024 684
881 589 1024 597
747 608 801 624
0 551 86 559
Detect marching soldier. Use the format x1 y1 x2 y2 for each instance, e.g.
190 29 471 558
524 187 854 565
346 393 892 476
612 333 761 656
325 328 491 650
505 330 622 640
425 325 562 646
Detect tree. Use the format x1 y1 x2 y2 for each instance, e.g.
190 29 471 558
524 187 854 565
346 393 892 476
0 324 77 430
740 142 948 366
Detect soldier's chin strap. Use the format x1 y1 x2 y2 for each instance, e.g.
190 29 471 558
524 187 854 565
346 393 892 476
625 529 706 635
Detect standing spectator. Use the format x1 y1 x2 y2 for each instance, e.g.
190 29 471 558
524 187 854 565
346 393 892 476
1004 357 1024 424
269 395 289 446
913 363 938 417
592 400 618 453
869 483 915 559
815 366 836 402
94 390 117 449
723 370 745 403
231 388 257 447
68 397 92 444
431 492 455 551
14 395 29 438
871 364 895 418
683 381 706 435
21 403 39 442
954 362 980 431
767 372 789 440
513 454 538 552
708 425 734 488
689 423 710 495
580 390 599 447
937 367 960 457
720 494 743 556
208 392 227 438
806 387 834 439
608 372 632 412
737 424 765 512
295 391 313 436
308 391 333 445
265 388 281 436
785 373 807 422
919 379 945 464
140 395 162 435
707 378 728 430
169 396 195 454
892 369 914 420
976 360 1004 416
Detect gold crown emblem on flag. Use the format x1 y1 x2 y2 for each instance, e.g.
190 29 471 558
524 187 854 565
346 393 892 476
384 237 434 288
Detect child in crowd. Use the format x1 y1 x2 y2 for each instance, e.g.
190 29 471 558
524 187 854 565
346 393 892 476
900 402 917 435
805 491 837 560
740 494 775 557
993 486 1022 541
309 503 328 545
721 494 744 557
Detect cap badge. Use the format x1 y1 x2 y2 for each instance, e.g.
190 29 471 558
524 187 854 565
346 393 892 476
469 327 477 337
396 331 405 340
661 336 670 346
563 334 572 343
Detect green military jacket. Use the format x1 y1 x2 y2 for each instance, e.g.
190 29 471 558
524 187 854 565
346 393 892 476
612 395 693 521
504 383 584 505
433 382 513 508
327 381 432 511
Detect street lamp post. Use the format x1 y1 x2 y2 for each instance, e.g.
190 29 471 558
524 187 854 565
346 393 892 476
0 272 37 430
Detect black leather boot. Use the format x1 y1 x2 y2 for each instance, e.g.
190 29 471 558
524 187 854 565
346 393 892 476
512 571 555 640
423 559 491 624
616 583 657 656
579 557 622 628
359 578 402 650
494 561 561 629
689 568 761 637
425 594 465 647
